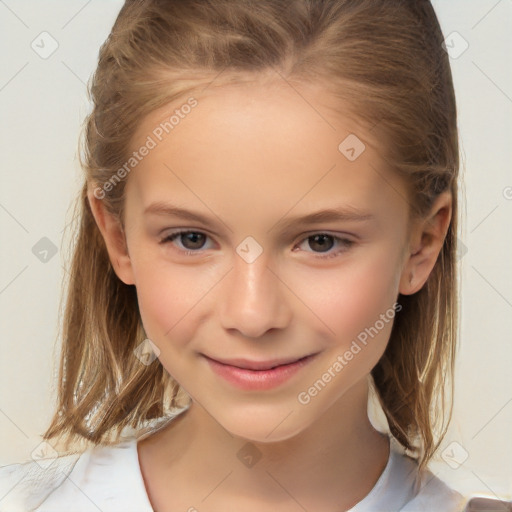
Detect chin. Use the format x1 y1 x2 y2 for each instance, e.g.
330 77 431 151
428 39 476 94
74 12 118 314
230 422 307 445
213 402 314 444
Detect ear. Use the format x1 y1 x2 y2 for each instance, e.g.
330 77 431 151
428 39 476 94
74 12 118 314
87 185 135 285
399 191 452 295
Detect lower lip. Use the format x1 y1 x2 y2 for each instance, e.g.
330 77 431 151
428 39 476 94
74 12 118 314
204 354 318 391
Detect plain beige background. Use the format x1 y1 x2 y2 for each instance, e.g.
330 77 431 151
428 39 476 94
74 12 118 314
1 0 511 502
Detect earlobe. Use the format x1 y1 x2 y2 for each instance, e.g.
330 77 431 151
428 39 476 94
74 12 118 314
86 186 136 286
399 191 452 296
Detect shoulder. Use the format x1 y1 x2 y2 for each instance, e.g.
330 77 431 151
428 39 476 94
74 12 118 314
0 438 153 512
351 437 466 512
400 467 465 511
0 449 80 512
390 443 466 512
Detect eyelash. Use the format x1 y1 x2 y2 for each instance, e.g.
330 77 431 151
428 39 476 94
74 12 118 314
159 230 355 260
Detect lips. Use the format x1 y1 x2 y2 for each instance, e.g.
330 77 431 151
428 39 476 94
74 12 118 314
203 354 315 370
202 352 319 391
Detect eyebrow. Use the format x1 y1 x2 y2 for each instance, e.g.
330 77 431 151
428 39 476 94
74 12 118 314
144 201 375 232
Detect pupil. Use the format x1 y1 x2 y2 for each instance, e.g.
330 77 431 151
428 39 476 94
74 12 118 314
310 234 333 253
180 233 334 252
183 232 205 249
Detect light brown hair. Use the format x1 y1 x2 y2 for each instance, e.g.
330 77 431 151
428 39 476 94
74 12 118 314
43 0 460 471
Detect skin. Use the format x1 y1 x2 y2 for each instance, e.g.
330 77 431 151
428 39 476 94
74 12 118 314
88 79 452 512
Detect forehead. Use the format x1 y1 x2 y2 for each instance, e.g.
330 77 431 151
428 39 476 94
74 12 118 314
126 81 409 229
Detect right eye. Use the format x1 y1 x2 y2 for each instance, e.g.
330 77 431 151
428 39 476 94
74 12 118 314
159 230 214 256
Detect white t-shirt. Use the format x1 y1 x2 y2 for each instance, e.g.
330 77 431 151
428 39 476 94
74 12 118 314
0 434 465 511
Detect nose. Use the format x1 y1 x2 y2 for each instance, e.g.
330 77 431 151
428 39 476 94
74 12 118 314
219 249 292 339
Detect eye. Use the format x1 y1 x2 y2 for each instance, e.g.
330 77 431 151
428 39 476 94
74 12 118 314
159 230 213 255
159 230 355 259
294 233 355 260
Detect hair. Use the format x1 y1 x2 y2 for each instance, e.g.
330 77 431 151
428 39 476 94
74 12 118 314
43 0 460 472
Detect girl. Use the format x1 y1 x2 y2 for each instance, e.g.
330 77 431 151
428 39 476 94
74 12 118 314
0 0 467 510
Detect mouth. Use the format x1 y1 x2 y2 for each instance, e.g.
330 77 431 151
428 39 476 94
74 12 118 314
202 352 320 390
203 354 317 370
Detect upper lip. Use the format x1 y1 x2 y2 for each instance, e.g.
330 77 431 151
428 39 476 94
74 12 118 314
203 353 317 370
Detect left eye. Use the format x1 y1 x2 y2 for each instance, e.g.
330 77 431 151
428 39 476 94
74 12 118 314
160 231 354 259
295 233 354 259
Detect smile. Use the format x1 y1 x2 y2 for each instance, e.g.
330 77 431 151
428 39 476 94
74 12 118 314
202 353 319 391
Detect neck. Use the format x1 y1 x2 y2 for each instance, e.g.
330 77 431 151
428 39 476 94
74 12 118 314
139 378 390 511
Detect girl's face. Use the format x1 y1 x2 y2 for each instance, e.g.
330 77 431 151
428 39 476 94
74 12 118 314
111 81 414 441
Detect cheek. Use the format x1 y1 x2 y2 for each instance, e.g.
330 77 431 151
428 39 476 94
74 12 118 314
290 249 402 345
130 255 212 347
